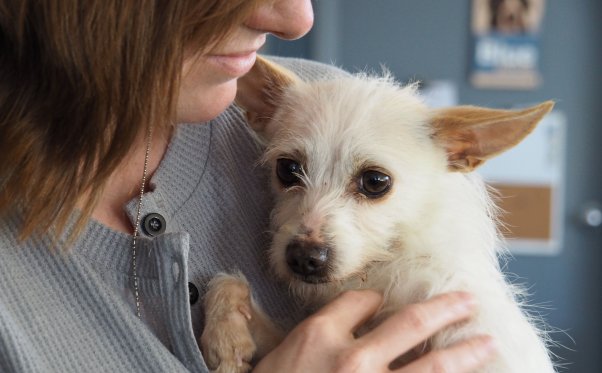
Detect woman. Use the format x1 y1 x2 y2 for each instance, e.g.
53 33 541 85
0 1 496 371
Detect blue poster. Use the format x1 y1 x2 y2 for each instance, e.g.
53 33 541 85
471 0 547 90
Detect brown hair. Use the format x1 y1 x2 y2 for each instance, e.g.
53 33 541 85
0 0 261 241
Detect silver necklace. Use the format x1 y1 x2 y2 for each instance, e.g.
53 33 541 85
131 125 153 318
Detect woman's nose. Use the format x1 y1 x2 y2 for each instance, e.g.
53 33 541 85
245 0 314 40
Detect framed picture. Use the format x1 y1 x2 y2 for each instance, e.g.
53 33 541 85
478 110 566 255
470 0 547 90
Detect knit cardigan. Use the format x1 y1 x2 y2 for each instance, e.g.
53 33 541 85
0 57 347 372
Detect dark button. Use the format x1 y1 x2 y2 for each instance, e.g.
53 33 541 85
142 213 166 236
188 282 200 306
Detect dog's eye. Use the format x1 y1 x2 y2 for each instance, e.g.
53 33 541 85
359 170 391 197
276 158 303 187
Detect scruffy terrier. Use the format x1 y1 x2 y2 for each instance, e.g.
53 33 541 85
200 57 556 372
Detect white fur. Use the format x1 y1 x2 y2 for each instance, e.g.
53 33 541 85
260 74 556 372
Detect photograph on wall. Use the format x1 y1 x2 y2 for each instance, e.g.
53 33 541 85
470 0 547 90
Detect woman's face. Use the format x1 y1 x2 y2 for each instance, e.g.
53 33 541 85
176 0 314 123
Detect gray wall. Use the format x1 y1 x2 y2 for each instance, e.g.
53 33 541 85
267 1 602 371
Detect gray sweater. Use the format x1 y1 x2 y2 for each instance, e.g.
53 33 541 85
0 57 346 372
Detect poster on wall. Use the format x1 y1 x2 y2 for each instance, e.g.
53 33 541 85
470 0 547 90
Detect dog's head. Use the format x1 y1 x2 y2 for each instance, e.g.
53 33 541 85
237 57 552 295
490 0 530 34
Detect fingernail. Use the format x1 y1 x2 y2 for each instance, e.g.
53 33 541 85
454 292 478 313
476 335 497 359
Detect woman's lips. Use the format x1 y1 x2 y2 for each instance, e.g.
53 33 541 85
207 51 257 77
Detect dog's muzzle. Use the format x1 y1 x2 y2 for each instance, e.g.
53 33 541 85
285 239 330 283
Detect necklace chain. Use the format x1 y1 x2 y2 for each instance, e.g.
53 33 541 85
131 125 153 318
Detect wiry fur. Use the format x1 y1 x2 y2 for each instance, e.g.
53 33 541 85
200 60 556 372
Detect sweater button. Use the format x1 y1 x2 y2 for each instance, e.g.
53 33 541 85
188 282 200 306
142 213 166 236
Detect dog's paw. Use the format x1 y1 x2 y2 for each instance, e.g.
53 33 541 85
201 319 255 373
200 273 257 373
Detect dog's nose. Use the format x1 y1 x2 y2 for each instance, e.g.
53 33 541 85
285 240 329 279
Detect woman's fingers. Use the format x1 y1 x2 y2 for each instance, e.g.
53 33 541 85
397 335 497 373
254 290 495 373
253 290 384 373
357 292 478 363
312 290 384 334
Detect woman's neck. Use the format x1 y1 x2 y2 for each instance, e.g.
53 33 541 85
91 129 171 233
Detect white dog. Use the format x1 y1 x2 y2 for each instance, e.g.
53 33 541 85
200 57 556 373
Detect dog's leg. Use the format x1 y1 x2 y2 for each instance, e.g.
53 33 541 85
200 273 285 373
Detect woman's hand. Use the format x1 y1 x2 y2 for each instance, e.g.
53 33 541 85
253 290 496 372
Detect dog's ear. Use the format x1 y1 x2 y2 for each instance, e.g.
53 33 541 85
431 101 554 172
236 55 300 137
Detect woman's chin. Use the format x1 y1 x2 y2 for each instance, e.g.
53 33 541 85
176 79 238 124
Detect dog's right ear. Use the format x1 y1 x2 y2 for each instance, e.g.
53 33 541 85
236 56 300 138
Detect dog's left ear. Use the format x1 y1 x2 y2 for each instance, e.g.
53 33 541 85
236 56 301 138
431 101 554 172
